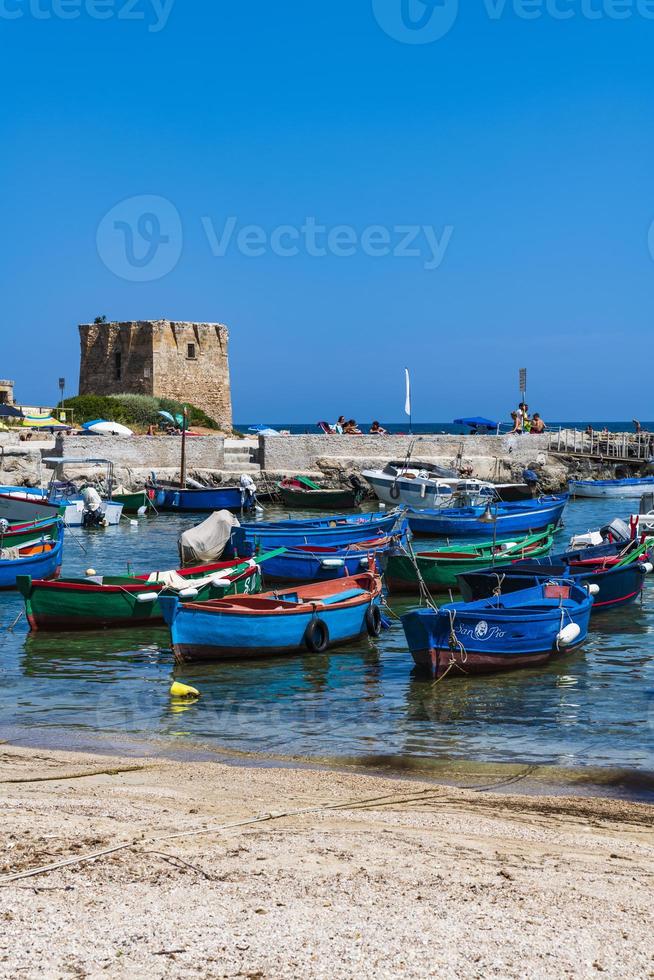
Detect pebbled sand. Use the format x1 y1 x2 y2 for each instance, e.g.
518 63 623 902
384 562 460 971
0 744 653 978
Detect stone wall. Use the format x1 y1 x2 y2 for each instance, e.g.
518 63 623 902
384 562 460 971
79 321 154 397
259 433 551 475
53 435 225 472
78 319 233 430
152 321 232 430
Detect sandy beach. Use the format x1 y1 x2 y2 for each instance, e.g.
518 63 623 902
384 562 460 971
0 745 652 978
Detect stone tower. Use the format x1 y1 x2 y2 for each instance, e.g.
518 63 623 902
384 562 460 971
78 320 233 430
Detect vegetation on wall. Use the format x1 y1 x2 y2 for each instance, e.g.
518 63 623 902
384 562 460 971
57 394 220 430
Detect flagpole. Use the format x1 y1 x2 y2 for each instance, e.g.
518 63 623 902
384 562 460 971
405 367 412 435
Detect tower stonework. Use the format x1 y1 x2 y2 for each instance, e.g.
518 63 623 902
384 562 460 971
78 320 233 430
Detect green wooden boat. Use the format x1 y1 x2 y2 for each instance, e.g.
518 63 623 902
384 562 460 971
384 526 556 595
278 476 365 510
16 552 282 631
0 516 61 549
111 490 153 514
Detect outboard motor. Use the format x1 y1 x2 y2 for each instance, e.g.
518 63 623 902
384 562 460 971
599 518 632 545
81 486 108 528
239 474 257 511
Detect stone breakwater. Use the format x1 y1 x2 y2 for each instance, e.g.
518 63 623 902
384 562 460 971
0 431 643 493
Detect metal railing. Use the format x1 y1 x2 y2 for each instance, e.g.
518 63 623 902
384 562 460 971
547 428 653 462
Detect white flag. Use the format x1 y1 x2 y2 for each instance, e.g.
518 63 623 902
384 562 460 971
404 368 411 417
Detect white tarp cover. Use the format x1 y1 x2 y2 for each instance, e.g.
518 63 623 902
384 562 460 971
178 510 240 566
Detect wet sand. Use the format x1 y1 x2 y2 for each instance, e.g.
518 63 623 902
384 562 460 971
0 744 653 978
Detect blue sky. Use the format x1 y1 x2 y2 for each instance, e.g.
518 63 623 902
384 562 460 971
1 0 653 423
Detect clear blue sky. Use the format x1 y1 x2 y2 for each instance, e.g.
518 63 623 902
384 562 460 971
2 1 653 423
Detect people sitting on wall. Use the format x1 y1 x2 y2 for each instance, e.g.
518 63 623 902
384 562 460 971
369 420 388 435
530 413 546 434
509 411 523 434
333 415 346 434
343 419 362 435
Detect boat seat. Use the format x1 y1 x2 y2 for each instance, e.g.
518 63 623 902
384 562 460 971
310 588 366 605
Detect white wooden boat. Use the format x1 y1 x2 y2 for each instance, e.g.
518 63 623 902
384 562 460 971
569 477 654 499
362 461 531 510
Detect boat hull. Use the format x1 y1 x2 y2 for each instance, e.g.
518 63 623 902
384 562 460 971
159 573 383 663
401 584 593 678
569 478 654 499
459 560 649 612
153 486 245 512
0 517 61 548
231 511 406 553
385 530 554 594
0 492 62 524
0 530 64 589
112 491 152 514
278 486 363 509
17 562 262 631
407 496 568 537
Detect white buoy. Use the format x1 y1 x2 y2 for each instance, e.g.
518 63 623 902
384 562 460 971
85 568 97 577
588 584 600 595
135 592 158 604
639 562 654 574
178 587 199 599
209 576 232 587
130 519 138 528
556 623 581 648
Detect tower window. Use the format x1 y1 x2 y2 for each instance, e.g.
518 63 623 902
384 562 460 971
187 343 196 360
143 364 151 379
115 350 122 380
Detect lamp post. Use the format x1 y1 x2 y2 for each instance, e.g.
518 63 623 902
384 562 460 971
58 377 65 421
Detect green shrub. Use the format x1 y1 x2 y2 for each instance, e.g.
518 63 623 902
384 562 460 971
58 394 220 431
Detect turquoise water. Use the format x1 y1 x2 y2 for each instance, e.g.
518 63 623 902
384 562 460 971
1 499 653 798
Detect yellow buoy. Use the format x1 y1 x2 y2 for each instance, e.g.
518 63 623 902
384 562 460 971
170 681 200 699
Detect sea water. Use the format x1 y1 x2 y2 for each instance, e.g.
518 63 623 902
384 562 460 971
0 499 653 800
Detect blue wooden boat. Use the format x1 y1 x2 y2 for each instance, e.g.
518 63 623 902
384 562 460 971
159 571 383 663
406 495 568 537
457 541 652 612
0 523 64 589
401 580 594 678
230 509 407 554
260 531 407 583
152 483 248 513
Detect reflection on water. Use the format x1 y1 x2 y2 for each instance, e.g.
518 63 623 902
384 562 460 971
1 501 653 794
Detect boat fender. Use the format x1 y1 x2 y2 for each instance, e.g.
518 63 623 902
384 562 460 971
304 618 329 653
499 541 518 553
178 587 199 599
587 584 600 595
365 604 383 637
321 558 345 568
85 568 97 577
390 483 400 501
170 681 200 698
210 576 233 588
135 592 158 604
556 623 581 648
638 562 654 574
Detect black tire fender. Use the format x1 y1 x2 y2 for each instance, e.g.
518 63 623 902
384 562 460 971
365 604 382 637
389 482 400 500
304 618 329 653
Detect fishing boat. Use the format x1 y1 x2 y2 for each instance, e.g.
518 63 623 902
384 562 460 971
229 509 407 554
111 489 153 515
406 495 568 537
385 526 556 595
16 553 276 630
401 580 594 678
362 459 532 510
150 481 247 513
277 475 366 510
0 525 64 589
159 570 383 663
0 489 62 524
0 516 61 549
569 476 654 499
261 533 404 583
457 540 653 612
